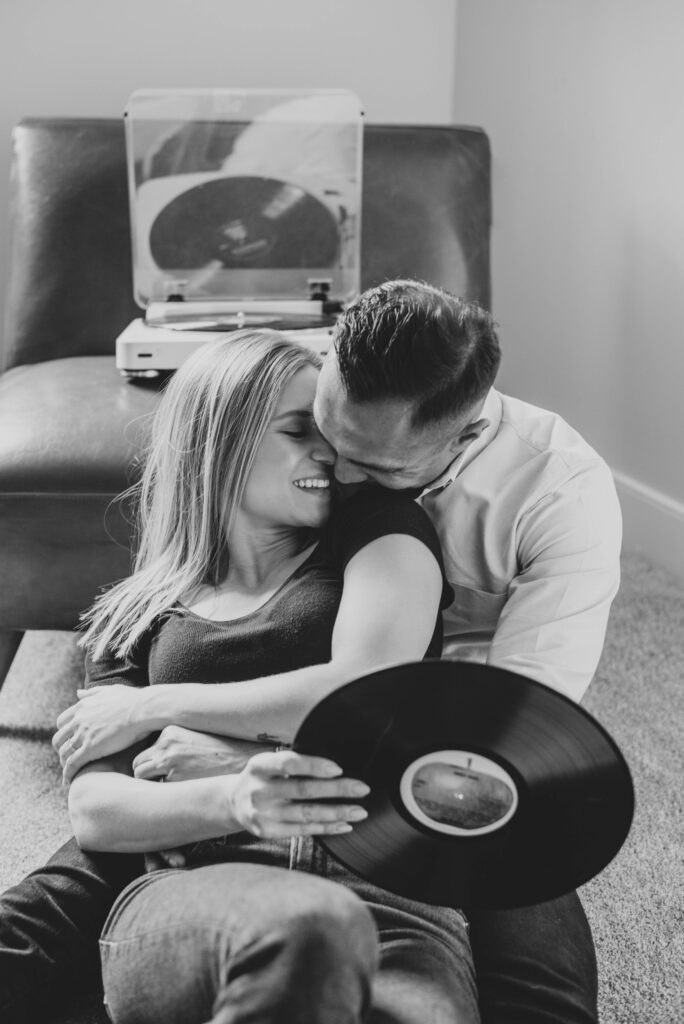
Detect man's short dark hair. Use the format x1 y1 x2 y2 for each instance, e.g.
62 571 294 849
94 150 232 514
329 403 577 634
333 280 501 429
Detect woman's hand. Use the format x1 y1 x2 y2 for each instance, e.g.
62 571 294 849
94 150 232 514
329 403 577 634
132 727 270 782
228 750 370 838
53 685 151 784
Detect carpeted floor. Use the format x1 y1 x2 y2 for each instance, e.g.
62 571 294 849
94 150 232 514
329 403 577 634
0 549 682 1023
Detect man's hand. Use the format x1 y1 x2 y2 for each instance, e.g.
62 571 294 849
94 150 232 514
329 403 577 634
54 685 151 784
132 727 271 783
145 848 188 871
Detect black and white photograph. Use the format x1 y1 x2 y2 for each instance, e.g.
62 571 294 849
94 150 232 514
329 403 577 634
0 2 681 1022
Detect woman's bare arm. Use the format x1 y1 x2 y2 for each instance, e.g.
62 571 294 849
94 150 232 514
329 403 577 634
57 533 442 779
68 748 368 853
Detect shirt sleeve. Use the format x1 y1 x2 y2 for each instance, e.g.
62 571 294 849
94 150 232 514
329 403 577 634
329 489 454 609
83 632 151 690
486 462 622 702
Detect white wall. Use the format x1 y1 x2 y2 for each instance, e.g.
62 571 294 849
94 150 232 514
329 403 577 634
0 0 458 316
454 0 684 577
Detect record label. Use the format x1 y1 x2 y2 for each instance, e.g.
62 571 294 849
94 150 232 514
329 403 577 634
399 750 518 837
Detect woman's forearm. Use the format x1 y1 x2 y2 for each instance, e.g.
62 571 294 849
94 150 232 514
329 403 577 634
68 769 240 853
134 660 356 745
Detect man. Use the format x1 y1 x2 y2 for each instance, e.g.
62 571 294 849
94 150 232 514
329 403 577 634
311 279 622 1024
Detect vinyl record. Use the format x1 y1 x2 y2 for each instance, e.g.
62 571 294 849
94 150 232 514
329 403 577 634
149 176 340 270
294 660 634 909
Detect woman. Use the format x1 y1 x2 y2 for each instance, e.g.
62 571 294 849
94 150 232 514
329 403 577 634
44 330 478 1023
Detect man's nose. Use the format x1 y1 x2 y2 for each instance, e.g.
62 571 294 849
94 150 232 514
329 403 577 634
332 456 368 484
311 436 336 465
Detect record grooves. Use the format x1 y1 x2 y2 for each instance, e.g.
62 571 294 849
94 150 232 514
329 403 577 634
149 176 341 270
294 661 634 909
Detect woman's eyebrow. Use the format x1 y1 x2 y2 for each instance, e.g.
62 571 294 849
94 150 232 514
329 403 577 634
272 408 313 421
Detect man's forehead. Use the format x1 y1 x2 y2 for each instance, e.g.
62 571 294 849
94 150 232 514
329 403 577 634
316 364 475 439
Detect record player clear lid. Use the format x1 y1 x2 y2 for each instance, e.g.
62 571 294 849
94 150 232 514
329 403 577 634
125 88 364 308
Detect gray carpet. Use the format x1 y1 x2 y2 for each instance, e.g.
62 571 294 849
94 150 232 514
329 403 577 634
0 549 682 1023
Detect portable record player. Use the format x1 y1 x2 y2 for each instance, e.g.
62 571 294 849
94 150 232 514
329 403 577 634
116 88 364 377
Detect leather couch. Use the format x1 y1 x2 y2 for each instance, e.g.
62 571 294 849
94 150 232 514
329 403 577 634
0 117 490 686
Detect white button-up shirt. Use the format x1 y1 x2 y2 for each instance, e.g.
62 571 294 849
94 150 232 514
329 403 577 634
418 389 622 703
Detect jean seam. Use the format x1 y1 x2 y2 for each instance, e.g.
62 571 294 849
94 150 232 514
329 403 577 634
100 920 232 958
101 913 263 946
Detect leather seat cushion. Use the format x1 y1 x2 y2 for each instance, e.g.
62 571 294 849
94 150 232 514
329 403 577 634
0 356 160 628
0 355 160 493
0 492 134 629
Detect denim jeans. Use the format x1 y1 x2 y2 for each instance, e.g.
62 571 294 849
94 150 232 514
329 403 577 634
99 835 479 1024
0 836 598 1024
0 837 141 1023
467 895 598 1024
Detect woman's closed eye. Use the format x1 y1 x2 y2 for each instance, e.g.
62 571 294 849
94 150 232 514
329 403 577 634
281 419 321 441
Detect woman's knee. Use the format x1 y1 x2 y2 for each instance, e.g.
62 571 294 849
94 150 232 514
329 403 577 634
257 871 379 970
105 865 379 979
102 865 380 1023
217 877 378 1023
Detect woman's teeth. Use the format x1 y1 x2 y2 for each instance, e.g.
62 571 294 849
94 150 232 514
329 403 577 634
293 478 330 490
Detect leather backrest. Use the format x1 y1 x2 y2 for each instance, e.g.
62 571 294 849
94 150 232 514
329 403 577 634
3 120 140 370
2 118 490 371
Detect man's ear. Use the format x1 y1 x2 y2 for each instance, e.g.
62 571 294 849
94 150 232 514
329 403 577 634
447 418 490 453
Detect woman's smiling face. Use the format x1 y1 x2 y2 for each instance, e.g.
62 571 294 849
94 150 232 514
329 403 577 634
240 365 335 531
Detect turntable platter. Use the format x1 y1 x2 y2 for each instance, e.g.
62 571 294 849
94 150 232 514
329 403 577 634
149 176 340 270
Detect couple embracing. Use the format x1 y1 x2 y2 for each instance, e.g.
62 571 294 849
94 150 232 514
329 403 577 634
2 279 620 1024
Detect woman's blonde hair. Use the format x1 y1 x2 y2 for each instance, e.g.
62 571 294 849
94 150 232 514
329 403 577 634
81 330 322 660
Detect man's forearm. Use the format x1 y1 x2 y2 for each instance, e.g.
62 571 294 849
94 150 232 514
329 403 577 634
133 663 350 745
130 728 276 783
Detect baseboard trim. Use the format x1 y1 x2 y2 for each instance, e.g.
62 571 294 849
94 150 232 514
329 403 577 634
612 469 684 580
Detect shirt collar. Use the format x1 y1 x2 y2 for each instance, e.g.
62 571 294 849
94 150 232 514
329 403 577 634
419 388 503 498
